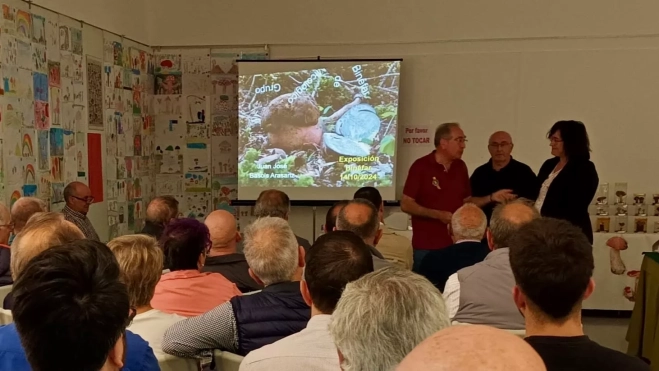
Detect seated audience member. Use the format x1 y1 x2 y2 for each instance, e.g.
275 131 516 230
0 203 12 286
241 231 374 370
397 325 546 371
510 218 650 371
151 218 241 317
61 181 100 241
4 212 85 309
336 199 391 270
108 234 198 371
202 210 261 293
354 187 413 269
163 217 310 357
324 200 349 233
142 196 179 240
329 267 450 371
9 197 47 244
418 203 489 291
254 189 312 251
444 199 539 329
0 239 159 370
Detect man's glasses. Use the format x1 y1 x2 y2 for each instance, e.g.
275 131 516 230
72 195 94 204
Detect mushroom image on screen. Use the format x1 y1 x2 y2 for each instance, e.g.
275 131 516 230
623 270 641 302
260 93 322 152
606 236 628 275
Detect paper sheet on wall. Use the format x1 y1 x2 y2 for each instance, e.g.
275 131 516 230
184 141 209 173
155 174 183 195
184 172 211 193
184 192 210 220
37 129 49 170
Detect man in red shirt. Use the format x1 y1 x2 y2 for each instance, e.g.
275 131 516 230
402 123 513 272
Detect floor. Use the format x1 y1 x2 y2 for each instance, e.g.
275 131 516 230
582 315 631 352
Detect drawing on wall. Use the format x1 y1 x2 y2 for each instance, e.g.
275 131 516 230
112 41 123 66
17 68 34 101
24 163 36 185
187 122 208 138
49 128 64 156
211 95 233 114
185 172 211 192
37 130 49 170
16 38 31 68
1 5 16 36
31 14 46 44
183 53 210 74
21 132 34 157
2 36 17 65
86 56 103 130
58 25 70 51
50 157 63 182
155 54 181 74
72 54 83 83
33 73 48 101
51 182 64 203
70 27 82 55
15 9 31 39
48 61 61 87
185 141 209 173
46 19 58 53
49 87 61 126
34 101 49 130
38 170 50 198
212 114 238 136
185 192 210 220
185 95 206 123
32 45 47 73
210 75 238 95
156 74 182 95
154 95 181 115
183 74 210 96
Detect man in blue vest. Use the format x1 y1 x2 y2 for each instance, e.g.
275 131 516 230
162 216 310 358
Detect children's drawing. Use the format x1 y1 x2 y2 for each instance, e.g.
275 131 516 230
33 72 48 102
185 193 210 220
21 131 34 157
70 27 82 55
32 44 47 73
183 74 210 95
24 163 36 184
46 20 58 55
185 172 211 192
38 170 51 198
86 57 103 130
185 141 209 173
187 122 208 138
16 39 31 69
59 25 70 51
37 130 49 170
211 95 233 114
22 98 34 128
2 97 24 127
1 5 15 35
49 128 64 156
60 53 73 79
17 68 33 100
154 95 182 115
73 84 84 105
210 75 238 95
72 54 83 84
1 65 18 96
15 10 31 40
157 153 183 174
155 54 181 74
51 182 64 203
63 130 75 158
2 36 17 65
61 78 73 103
212 114 238 136
156 74 182 95
48 61 61 87
185 95 206 123
35 101 49 130
210 52 239 74
49 87 61 126
182 53 210 74
112 41 123 66
31 14 46 44
50 157 63 182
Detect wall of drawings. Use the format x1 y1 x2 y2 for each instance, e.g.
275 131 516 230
152 48 267 227
0 3 89 211
102 34 156 239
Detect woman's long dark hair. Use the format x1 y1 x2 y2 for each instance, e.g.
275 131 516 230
547 120 591 160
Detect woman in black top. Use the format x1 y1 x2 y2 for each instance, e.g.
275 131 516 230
535 121 598 243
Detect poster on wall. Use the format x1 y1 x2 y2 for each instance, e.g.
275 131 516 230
86 56 104 130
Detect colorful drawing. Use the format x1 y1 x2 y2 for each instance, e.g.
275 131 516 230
212 115 238 136
155 54 181 74
2 36 17 65
112 41 123 67
33 72 48 101
50 87 61 126
32 45 47 73
51 182 64 203
35 101 50 130
49 128 64 156
154 95 182 115
22 184 37 197
86 57 103 130
1 5 15 35
31 14 46 44
10 191 22 208
70 27 82 55
185 172 211 192
15 9 31 39
24 163 36 184
22 133 34 157
48 61 61 87
185 95 206 123
59 25 70 51
185 141 209 173
72 54 83 84
37 130 49 170
156 74 182 95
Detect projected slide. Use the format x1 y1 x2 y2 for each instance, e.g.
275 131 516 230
238 60 400 197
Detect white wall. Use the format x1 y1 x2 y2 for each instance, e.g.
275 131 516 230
30 0 148 44
146 0 659 46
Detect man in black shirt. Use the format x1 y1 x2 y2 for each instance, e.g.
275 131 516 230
470 131 537 222
509 218 649 371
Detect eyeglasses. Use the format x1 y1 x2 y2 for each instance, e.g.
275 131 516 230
549 138 563 144
72 195 94 204
453 137 468 144
488 142 511 149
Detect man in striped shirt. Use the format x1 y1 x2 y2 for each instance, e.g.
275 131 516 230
62 182 100 241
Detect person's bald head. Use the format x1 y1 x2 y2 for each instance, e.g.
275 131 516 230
63 182 93 214
204 210 240 254
335 199 380 246
450 203 486 242
0 203 11 245
254 189 290 220
11 197 47 234
397 325 545 371
145 196 179 225
488 131 514 163
488 199 540 249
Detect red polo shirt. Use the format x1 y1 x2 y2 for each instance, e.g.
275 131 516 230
403 151 471 250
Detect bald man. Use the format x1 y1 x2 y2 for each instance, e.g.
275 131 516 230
470 131 537 222
141 196 179 240
336 199 391 270
202 210 261 292
444 199 540 330
417 203 490 291
62 182 99 241
397 325 546 371
0 203 12 286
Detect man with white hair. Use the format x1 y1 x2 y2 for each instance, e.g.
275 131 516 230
0 203 12 286
141 195 179 240
10 197 47 237
329 267 450 371
163 216 310 358
443 199 540 330
417 203 489 291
